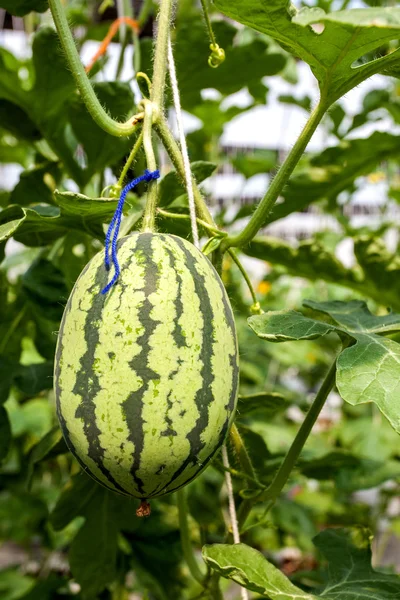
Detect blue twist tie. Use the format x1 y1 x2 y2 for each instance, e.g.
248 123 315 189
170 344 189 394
101 169 160 295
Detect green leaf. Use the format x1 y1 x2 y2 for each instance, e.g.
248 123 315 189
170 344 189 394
15 362 54 396
304 299 400 335
0 188 117 247
0 406 11 461
190 100 255 140
53 189 118 238
0 100 41 142
304 300 400 433
337 335 400 434
335 459 400 492
269 132 400 222
243 235 400 310
213 1 400 102
238 392 288 417
51 474 138 598
69 488 119 599
0 0 47 16
68 82 137 184
158 161 217 207
203 542 315 599
26 427 66 488
10 163 60 208
0 356 18 405
0 491 48 543
232 149 277 179
202 236 223 256
0 213 25 244
50 474 97 531
354 235 400 309
203 528 400 599
314 528 400 598
248 310 336 342
0 569 34 600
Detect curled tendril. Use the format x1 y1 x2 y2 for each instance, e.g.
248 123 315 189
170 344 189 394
208 43 225 68
101 184 122 199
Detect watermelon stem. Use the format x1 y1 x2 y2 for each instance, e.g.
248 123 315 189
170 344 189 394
142 101 160 232
136 500 151 518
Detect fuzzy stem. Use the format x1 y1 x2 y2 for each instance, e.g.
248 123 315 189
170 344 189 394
221 101 328 250
177 488 206 585
150 0 174 110
48 0 143 137
141 102 158 232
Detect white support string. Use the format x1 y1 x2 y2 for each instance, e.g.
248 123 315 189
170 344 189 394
167 37 200 249
222 445 249 600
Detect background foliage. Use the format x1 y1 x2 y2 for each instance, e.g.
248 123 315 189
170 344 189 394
0 0 399 598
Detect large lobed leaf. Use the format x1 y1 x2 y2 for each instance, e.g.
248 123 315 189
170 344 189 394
0 29 137 188
0 0 47 16
249 300 400 435
244 235 400 311
213 0 400 102
203 528 400 599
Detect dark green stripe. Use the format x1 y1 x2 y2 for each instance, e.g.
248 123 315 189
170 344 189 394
212 264 239 413
123 233 162 498
162 239 187 349
55 317 123 495
151 419 231 497
160 236 216 491
72 255 129 494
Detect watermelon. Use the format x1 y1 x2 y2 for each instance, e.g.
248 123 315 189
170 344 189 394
54 233 239 500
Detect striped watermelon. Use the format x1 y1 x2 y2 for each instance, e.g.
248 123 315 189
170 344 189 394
54 233 239 501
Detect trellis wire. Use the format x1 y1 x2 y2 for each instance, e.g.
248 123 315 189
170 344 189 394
167 36 200 249
222 445 249 600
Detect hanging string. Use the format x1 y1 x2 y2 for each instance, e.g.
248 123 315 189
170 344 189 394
167 37 200 249
101 169 160 295
222 445 249 600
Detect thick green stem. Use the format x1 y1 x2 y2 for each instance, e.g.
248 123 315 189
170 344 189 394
48 0 143 137
155 116 215 226
150 0 174 110
221 101 328 250
141 102 158 232
177 488 206 586
260 357 338 505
